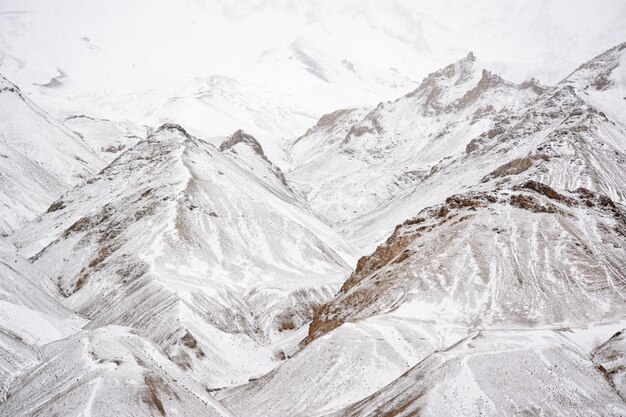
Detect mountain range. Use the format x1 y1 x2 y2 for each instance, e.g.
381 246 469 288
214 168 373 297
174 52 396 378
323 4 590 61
0 7 625 415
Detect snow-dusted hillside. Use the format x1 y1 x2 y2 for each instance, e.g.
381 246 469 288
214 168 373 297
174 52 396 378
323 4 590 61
62 114 145 164
11 123 354 389
328 330 626 417
0 238 84 399
0 75 101 184
1 326 233 417
0 75 103 235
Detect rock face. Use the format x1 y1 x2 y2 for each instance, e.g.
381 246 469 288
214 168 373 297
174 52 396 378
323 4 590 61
10 123 353 389
219 129 291 190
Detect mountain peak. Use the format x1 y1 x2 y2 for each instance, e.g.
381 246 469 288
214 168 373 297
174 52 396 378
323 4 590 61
220 129 267 160
562 41 626 90
402 51 527 117
220 129 293 190
154 123 192 139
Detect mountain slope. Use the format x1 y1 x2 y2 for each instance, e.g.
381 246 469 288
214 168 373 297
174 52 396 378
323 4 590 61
0 142 65 237
0 238 84 399
327 330 626 417
0 326 233 417
62 114 144 163
11 123 353 388
219 183 626 417
0 75 103 235
306 182 626 344
0 75 102 184
218 317 465 417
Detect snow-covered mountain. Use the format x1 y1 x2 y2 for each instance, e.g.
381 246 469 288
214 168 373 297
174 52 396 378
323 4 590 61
306 183 626 343
1 0 625 167
211 43 626 417
10 123 354 389
342 41 626 252
289 52 544 229
1 3 626 415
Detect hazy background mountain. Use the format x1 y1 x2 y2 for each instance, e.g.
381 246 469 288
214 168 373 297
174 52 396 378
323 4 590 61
1 0 625 165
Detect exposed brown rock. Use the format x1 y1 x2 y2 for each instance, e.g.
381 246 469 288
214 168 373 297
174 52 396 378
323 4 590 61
294 108 357 144
456 69 507 110
46 200 66 213
445 194 497 210
155 123 191 139
509 194 559 213
220 129 291 188
514 180 571 203
62 216 93 237
593 74 612 90
103 144 125 153
519 78 546 95
484 154 550 182
487 126 506 139
142 375 167 416
471 105 495 122
346 233 414 292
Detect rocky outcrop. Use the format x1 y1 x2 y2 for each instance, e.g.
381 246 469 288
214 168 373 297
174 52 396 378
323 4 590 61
220 129 291 188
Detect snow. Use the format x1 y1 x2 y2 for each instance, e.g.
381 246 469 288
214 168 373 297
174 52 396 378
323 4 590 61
0 5 625 416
